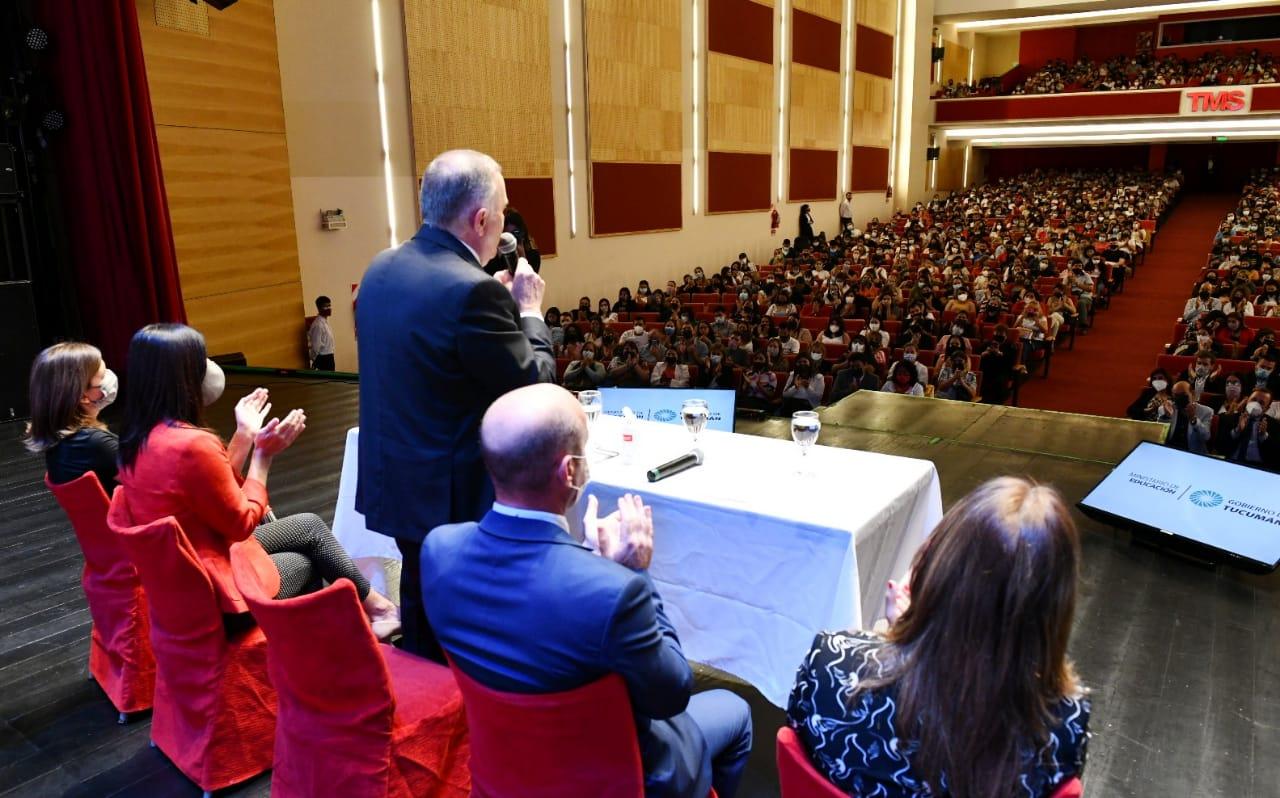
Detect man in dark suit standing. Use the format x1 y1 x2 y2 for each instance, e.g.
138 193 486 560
356 149 556 659
422 384 753 798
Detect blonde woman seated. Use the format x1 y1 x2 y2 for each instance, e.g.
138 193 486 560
788 477 1090 798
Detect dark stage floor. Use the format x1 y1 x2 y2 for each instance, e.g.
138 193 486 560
3 375 1278 797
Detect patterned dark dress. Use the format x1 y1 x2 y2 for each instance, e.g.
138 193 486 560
787 630 1090 797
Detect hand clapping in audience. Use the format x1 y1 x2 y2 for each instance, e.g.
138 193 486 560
582 493 654 571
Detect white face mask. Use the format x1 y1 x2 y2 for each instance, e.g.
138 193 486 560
810 352 822 361
202 359 226 406
868 322 880 331
1151 379 1168 392
851 343 865 353
1247 401 1264 417
829 325 840 334
88 368 119 411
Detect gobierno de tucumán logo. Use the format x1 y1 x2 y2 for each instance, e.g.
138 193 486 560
1188 490 1224 509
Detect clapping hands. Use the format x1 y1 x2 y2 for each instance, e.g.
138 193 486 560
234 388 272 437
582 493 654 571
254 409 306 457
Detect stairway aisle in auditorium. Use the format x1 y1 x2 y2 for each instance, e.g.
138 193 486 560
1015 193 1241 418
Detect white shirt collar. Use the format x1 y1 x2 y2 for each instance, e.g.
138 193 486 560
459 238 482 266
491 501 572 536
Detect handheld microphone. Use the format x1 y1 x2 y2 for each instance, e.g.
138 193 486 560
498 232 519 275
646 449 704 483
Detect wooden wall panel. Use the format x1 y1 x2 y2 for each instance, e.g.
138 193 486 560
941 40 971 85
584 0 682 165
136 0 305 367
403 0 554 179
185 282 308 368
137 0 285 133
855 0 896 35
793 0 843 21
156 127 301 299
934 144 966 192
708 54 774 154
852 71 893 148
789 64 842 151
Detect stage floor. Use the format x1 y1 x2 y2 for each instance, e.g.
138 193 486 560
3 376 1277 797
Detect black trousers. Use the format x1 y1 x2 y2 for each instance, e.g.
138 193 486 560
311 353 335 371
396 537 444 663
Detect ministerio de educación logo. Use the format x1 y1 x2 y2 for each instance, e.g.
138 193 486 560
1189 490 1224 509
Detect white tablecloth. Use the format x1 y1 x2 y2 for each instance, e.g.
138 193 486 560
332 419 942 707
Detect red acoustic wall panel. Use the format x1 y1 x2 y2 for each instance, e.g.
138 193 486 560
855 25 894 79
504 177 557 256
792 10 841 72
708 152 772 213
788 148 837 201
590 163 682 236
849 146 889 193
708 0 774 63
1018 29 1077 72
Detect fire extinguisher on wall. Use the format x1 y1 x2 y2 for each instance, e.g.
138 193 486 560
770 206 780 235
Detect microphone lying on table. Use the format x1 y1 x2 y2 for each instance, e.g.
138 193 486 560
647 449 704 483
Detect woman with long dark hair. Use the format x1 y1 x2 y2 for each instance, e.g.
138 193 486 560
787 477 1089 797
113 324 399 638
798 203 815 242
25 342 121 492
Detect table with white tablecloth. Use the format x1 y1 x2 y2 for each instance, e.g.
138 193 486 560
331 418 942 707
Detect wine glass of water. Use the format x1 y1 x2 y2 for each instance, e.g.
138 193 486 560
579 390 603 430
791 410 820 475
681 399 709 447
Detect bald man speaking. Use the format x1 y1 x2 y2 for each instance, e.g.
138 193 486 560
422 384 753 798
356 150 556 658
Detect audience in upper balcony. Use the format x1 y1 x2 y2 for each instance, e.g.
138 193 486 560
936 48 1278 98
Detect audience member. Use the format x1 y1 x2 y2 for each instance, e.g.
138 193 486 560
25 343 121 493
1161 381 1213 455
307 295 336 371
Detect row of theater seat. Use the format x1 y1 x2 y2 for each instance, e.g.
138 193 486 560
51 468 1100 797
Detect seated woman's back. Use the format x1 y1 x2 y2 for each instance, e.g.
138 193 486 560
787 476 1090 798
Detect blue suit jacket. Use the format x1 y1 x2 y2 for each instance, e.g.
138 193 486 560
421 511 710 798
355 225 556 542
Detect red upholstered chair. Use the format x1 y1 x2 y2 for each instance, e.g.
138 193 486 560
775 726 847 798
449 662 716 798
106 492 276 796
229 544 470 798
45 472 155 722
777 726 1084 798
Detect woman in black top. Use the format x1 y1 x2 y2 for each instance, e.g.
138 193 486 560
787 477 1090 797
25 343 121 493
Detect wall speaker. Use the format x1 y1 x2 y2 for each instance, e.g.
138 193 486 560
0 147 16 197
926 147 941 161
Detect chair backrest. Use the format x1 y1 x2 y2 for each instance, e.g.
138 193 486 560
449 661 644 798
46 472 138 591
230 544 395 796
1051 777 1084 798
775 726 846 798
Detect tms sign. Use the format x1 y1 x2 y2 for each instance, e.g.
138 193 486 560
1180 86 1252 115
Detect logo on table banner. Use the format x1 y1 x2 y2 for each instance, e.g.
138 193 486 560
653 409 679 423
1188 490 1223 508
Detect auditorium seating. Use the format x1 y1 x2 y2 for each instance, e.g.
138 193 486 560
230 545 470 798
106 500 276 795
44 472 155 723
449 662 717 798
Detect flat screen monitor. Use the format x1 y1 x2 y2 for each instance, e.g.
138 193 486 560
598 388 736 433
1079 441 1280 572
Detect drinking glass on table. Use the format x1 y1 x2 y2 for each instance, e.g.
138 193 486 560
681 398 709 447
791 410 820 476
579 390 603 428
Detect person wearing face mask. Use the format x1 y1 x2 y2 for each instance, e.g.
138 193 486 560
1012 304 1049 373
1126 369 1173 422
880 360 925 397
740 355 780 411
25 342 124 494
607 342 651 388
421 385 754 798
619 320 650 351
1214 312 1254 353
776 324 802 356
1182 282 1221 324
980 324 1018 405
890 345 930 385
779 357 825 413
114 324 401 638
650 348 691 388
1159 381 1213 455
817 317 849 347
935 352 978 402
562 344 606 391
634 280 652 308
943 288 976 318
307 295 336 371
1226 389 1275 468
1223 289 1255 318
1243 349 1280 396
1259 282 1280 315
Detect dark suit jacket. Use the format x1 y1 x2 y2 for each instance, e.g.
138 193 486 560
355 225 555 542
421 511 710 798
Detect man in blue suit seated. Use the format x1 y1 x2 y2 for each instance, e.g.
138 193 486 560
421 384 753 797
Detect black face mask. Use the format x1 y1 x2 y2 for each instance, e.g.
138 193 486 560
1174 394 1190 409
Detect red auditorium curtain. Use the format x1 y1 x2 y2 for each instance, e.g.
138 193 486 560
36 0 185 368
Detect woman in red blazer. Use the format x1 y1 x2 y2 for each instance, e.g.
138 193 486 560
114 324 399 638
